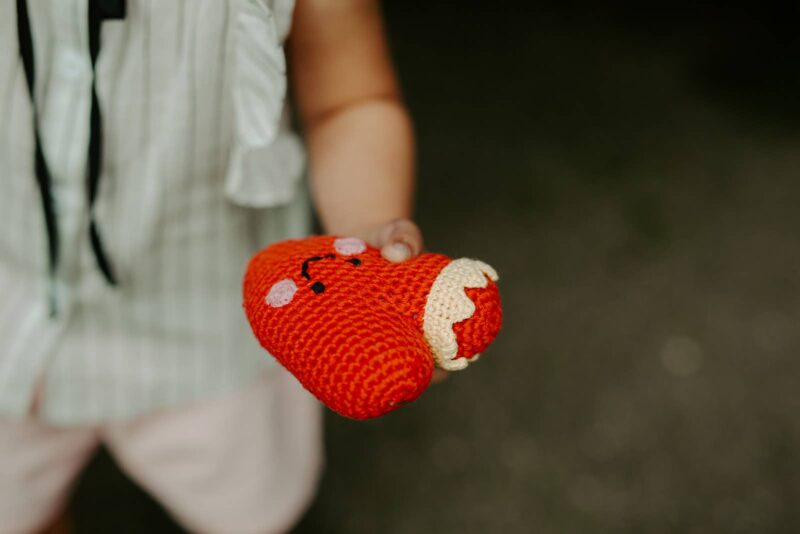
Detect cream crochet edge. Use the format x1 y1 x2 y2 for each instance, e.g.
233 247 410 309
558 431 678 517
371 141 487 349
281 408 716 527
422 258 499 371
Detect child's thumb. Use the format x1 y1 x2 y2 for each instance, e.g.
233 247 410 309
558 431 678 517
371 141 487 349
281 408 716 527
377 219 424 262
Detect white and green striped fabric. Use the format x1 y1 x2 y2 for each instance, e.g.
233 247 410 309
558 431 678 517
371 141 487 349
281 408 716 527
0 0 310 424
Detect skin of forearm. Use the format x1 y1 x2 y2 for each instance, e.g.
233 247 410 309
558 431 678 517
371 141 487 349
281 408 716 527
305 95 415 238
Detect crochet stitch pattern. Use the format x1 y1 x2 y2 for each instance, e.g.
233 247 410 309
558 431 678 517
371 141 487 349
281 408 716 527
243 236 502 419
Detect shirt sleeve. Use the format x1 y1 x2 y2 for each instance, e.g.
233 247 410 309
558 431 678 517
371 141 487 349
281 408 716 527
224 0 305 208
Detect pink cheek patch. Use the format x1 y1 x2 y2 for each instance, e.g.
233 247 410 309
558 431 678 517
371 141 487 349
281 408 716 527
265 278 297 308
334 237 366 256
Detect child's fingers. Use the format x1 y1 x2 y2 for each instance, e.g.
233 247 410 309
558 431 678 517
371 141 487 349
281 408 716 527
382 241 412 262
430 369 449 384
377 219 424 262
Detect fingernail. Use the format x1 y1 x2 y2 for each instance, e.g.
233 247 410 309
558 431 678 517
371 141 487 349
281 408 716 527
383 242 411 262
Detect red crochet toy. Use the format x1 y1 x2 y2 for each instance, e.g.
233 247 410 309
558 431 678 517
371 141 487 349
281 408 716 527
243 236 502 419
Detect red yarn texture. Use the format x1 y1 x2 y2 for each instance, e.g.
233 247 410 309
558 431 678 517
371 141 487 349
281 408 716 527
243 236 502 419
454 283 503 359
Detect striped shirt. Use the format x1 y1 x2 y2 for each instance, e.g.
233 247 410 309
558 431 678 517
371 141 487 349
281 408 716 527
0 0 309 424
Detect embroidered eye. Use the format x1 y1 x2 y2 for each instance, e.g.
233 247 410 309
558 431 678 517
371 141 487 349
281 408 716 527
311 281 325 294
346 258 361 266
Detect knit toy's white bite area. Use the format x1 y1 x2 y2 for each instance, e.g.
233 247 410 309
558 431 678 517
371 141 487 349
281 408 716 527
422 258 499 371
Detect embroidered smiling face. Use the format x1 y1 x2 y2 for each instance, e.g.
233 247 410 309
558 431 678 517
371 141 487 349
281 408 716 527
243 235 434 419
243 235 502 419
264 237 368 307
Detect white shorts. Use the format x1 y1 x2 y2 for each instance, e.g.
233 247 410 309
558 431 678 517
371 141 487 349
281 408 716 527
0 367 323 534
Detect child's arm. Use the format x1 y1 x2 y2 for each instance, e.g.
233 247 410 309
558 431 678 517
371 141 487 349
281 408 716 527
288 0 421 262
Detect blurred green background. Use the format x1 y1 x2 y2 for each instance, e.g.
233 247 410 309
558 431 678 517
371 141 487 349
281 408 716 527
72 2 800 532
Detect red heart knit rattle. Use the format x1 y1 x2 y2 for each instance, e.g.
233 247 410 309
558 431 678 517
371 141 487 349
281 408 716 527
243 236 502 419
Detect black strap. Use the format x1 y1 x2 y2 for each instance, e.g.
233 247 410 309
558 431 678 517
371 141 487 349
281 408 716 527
16 0 125 314
87 0 118 286
16 0 60 315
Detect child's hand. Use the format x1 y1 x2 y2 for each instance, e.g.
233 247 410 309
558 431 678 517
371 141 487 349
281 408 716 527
370 218 423 263
365 218 449 384
289 2 446 383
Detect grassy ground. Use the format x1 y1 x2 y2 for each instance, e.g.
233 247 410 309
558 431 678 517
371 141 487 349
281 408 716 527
73 4 800 532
